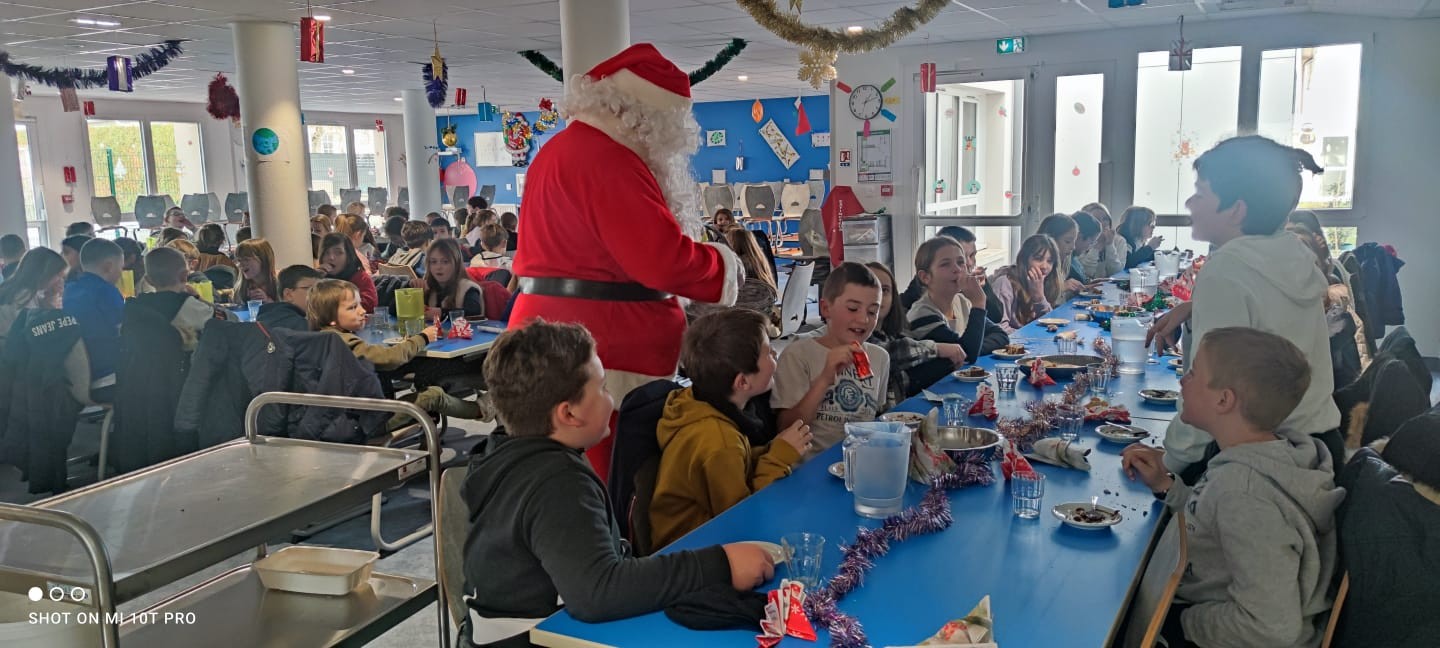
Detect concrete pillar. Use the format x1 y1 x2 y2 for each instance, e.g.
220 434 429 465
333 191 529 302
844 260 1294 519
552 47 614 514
560 0 630 82
401 90 441 220
0 74 27 239
231 21 311 268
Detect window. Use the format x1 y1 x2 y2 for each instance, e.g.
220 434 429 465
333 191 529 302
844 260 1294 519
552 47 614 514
920 225 1017 270
1133 47 1242 214
307 124 351 196
923 78 1025 218
149 121 206 202
87 119 150 214
16 123 45 248
1258 44 1362 210
1053 74 1104 213
353 128 388 192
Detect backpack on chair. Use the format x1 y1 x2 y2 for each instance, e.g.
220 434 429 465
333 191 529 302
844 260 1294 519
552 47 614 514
607 379 681 556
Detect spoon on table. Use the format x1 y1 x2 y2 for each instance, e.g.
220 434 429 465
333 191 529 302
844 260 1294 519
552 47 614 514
1091 495 1100 517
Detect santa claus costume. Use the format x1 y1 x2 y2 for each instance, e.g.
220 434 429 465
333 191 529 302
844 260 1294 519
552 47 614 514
509 44 742 482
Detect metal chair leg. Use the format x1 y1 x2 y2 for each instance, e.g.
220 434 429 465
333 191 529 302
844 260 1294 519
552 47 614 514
96 407 114 481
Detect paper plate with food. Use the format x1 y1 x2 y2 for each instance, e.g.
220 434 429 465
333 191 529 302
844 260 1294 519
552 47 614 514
992 342 1028 360
952 366 990 382
1053 502 1123 530
1095 423 1150 444
1140 389 1179 405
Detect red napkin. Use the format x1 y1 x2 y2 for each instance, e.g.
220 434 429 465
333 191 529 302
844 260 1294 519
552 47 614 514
1082 398 1132 423
1001 442 1037 480
757 580 816 647
1028 358 1056 388
851 342 872 379
449 317 473 339
969 384 998 420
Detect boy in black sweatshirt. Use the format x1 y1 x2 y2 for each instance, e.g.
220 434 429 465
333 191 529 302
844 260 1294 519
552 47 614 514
461 321 774 647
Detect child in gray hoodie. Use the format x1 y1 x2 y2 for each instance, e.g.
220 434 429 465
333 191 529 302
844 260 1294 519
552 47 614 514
1123 327 1345 648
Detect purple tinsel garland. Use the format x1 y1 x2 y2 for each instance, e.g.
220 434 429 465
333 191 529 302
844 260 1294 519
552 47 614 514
803 458 994 648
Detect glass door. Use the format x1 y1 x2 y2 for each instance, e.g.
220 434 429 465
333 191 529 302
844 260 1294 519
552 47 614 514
16 122 45 248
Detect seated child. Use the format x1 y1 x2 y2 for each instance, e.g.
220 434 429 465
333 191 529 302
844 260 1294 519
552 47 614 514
62 238 126 401
1077 202 1125 279
318 233 378 313
865 262 964 408
1122 327 1343 648
1333 411 1440 647
989 234 1061 333
773 262 891 459
424 238 484 318
650 310 812 549
906 236 1009 360
61 234 91 282
1 233 28 282
461 321 774 646
501 211 519 252
235 238 278 303
257 264 322 331
387 220 433 275
130 247 218 351
306 278 485 420
470 223 513 269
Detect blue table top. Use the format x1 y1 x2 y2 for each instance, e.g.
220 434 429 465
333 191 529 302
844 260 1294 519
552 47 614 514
226 307 502 358
532 298 1177 648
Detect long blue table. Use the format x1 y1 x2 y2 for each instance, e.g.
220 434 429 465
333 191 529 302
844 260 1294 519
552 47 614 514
228 307 501 358
532 298 1176 648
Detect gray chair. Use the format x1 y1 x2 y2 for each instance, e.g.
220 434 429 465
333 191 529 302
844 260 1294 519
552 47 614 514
807 179 826 210
778 259 815 337
308 190 332 214
224 192 248 224
180 193 212 224
206 192 222 223
339 188 362 207
477 184 496 205
742 184 779 242
397 187 409 209
92 196 123 228
798 208 827 257
367 188 389 215
701 184 734 220
133 195 166 229
450 185 470 209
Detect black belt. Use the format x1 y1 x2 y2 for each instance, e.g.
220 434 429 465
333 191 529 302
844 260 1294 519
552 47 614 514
518 277 671 302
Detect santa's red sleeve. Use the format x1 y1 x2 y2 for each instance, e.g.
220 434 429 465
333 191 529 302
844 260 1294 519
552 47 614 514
592 156 740 306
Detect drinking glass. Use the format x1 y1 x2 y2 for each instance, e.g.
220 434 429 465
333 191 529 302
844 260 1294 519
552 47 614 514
1056 336 1078 355
996 364 1021 391
246 299 263 321
1101 282 1122 305
1055 404 1084 441
1011 472 1045 519
942 394 972 426
1086 363 1111 394
781 532 826 590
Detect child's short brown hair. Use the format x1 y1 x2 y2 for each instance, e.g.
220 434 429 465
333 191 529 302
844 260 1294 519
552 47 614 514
682 309 768 404
821 261 880 303
144 246 189 288
1198 327 1311 430
306 278 357 330
483 321 596 438
479 223 508 251
400 220 433 248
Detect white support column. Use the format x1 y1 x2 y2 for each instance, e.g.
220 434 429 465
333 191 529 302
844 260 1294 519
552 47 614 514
231 21 311 268
0 74 27 239
401 90 441 220
560 0 630 82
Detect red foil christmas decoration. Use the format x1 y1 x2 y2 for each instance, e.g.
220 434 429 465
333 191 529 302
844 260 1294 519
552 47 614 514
300 17 324 63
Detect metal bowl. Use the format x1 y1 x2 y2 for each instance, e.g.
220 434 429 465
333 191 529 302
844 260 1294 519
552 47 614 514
1015 354 1105 380
933 426 1002 463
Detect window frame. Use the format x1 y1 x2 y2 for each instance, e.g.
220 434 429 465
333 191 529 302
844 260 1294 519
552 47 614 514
303 123 392 197
82 117 207 218
16 120 47 247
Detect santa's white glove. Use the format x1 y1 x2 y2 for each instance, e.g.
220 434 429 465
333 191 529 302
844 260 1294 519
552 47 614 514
702 242 745 307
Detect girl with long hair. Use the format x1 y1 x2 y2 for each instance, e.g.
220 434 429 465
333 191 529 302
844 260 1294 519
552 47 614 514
1036 213 1084 300
906 236 1009 360
1117 205 1164 269
0 247 68 344
235 238 279 303
989 234 1061 332
318 233 377 313
423 238 484 318
335 213 377 266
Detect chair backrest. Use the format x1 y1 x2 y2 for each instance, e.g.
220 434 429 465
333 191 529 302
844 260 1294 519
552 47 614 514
701 185 734 220
203 265 237 291
451 185 470 208
205 193 222 223
778 259 815 337
629 456 661 557
608 379 681 548
798 208 827 257
223 192 248 224
133 195 166 228
807 179 826 210
1124 510 1189 648
397 187 409 209
180 193 210 224
476 281 511 320
339 188 362 207
367 187 388 215
742 184 777 222
92 196 124 227
478 184 496 204
438 466 471 625
780 183 809 219
308 190 331 214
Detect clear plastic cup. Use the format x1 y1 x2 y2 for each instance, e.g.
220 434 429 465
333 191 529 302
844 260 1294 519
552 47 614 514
1087 363 1111 394
1055 404 1084 441
1012 472 1045 519
996 364 1021 391
781 532 827 590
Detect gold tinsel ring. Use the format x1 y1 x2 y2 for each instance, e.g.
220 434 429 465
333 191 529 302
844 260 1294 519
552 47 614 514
734 0 951 53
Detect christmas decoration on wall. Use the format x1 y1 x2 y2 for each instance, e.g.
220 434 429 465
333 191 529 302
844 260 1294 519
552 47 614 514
759 119 800 169
751 99 764 123
300 16 324 63
502 111 533 167
793 96 812 136
517 39 748 87
534 97 560 132
0 40 182 90
206 73 240 124
797 47 836 90
476 87 497 122
106 56 133 92
441 123 459 148
736 0 949 90
374 119 384 132
421 23 447 109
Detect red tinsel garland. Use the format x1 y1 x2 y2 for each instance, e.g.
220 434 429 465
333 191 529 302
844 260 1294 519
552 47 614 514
206 73 240 124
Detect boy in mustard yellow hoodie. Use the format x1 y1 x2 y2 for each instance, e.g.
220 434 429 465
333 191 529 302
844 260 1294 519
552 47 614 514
650 310 813 549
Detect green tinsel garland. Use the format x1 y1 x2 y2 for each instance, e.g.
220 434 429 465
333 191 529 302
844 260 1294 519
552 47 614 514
734 0 950 53
518 38 747 86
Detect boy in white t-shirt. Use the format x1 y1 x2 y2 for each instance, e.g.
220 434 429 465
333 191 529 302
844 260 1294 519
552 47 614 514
772 262 890 460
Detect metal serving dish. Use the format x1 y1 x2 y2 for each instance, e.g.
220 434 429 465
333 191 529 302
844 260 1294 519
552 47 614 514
1015 354 1105 380
933 426 1002 463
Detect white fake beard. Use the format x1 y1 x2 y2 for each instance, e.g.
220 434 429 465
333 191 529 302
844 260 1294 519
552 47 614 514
564 76 703 239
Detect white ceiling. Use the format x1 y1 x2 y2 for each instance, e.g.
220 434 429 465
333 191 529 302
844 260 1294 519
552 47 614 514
2 0 1436 113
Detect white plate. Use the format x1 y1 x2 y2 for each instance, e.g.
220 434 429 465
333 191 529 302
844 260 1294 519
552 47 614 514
828 462 845 479
1095 424 1150 444
922 389 967 402
991 349 1028 360
1167 358 1183 369
953 369 990 383
1037 318 1069 327
740 541 787 564
1140 389 1179 405
1052 503 1123 530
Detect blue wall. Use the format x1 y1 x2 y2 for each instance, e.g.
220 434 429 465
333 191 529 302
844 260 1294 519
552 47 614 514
690 95 830 185
434 95 830 203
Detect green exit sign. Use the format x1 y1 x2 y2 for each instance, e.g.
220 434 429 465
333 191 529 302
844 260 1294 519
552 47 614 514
996 36 1026 55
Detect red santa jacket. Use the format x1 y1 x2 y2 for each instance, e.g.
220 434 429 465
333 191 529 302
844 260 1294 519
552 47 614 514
510 122 732 377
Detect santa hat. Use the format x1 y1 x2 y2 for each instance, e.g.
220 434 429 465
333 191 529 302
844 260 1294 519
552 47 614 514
584 43 691 111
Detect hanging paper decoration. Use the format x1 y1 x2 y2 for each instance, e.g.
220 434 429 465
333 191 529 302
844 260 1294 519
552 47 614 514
59 87 79 113
421 24 447 109
83 100 95 116
0 40 181 90
107 56 133 92
797 47 836 90
751 99 764 123
454 88 467 106
920 62 937 93
503 111 533 167
534 98 559 132
475 87 496 121
519 39 747 87
206 73 240 124
793 97 811 136
375 119 384 132
300 16 324 63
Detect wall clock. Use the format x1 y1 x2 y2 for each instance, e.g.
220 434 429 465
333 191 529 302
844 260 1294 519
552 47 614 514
838 78 897 136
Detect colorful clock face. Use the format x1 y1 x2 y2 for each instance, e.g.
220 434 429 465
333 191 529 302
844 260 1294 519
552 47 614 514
848 84 883 121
